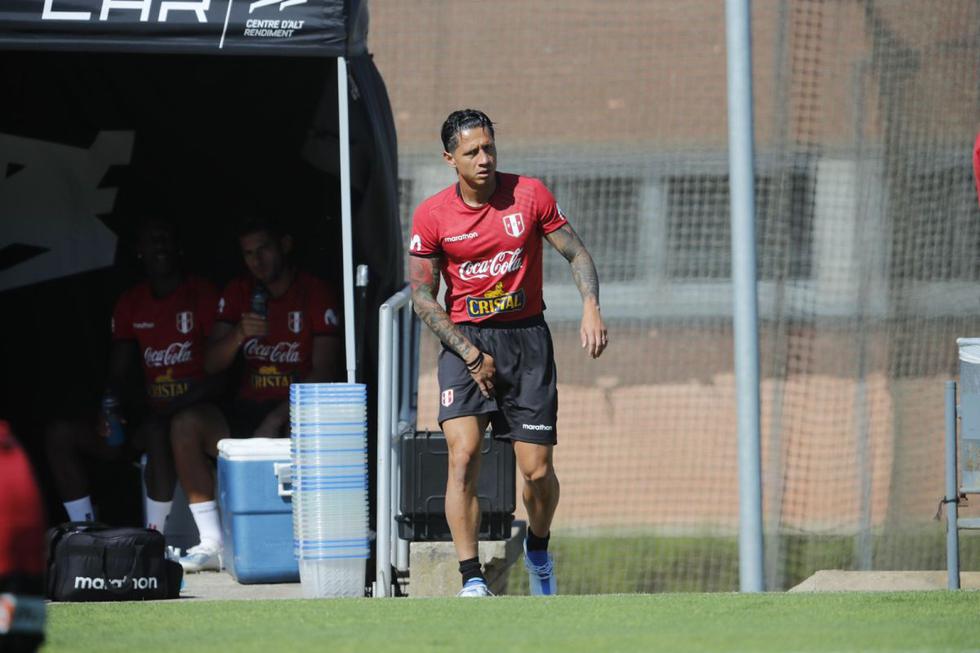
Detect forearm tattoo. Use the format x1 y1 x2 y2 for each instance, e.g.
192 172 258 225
547 224 600 304
409 256 477 360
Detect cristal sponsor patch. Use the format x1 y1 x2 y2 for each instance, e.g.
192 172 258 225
251 365 294 390
149 367 190 400
465 283 526 319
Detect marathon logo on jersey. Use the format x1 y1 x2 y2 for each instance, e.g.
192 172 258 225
176 311 194 334
502 213 525 238
251 365 294 390
465 282 526 319
441 389 454 407
444 231 479 243
458 248 523 281
149 367 190 401
288 311 303 334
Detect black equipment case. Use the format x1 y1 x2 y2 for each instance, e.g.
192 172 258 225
398 430 515 541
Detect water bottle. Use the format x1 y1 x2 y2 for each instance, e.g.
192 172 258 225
250 283 269 318
101 392 126 448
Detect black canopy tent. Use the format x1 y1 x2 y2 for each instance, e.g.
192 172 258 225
0 0 402 529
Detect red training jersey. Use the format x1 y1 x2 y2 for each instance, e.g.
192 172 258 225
409 173 568 323
112 276 218 408
0 421 46 577
973 131 979 209
217 271 341 402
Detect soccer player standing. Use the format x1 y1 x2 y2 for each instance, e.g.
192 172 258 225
409 109 608 597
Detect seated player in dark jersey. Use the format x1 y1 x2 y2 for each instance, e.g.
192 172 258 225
45 217 220 533
170 218 343 572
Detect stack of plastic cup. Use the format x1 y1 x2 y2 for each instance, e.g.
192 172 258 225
290 383 369 598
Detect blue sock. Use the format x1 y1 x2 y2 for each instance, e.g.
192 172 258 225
526 528 550 565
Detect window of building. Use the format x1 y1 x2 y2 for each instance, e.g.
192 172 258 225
890 166 980 282
664 171 814 281
539 175 644 283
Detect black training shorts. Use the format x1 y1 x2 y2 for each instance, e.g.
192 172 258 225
437 314 558 445
220 399 282 438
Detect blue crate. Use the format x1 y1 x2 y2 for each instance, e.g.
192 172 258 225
217 438 298 584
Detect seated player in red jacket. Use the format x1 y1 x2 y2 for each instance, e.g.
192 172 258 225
170 218 343 572
45 217 220 533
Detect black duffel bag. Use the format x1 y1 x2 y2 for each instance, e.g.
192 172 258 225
46 522 182 602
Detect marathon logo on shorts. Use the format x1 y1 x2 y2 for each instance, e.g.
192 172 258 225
522 424 554 431
465 283 526 319
176 311 193 334
441 389 454 407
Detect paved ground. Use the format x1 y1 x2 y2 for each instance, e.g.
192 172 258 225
179 571 305 601
789 570 980 592
178 567 980 601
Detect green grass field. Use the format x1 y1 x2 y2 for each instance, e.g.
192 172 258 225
44 592 980 652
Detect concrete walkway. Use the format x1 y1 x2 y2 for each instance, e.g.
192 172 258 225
789 570 980 592
179 571 305 601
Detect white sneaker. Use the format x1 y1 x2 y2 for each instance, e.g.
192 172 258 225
456 578 493 597
524 540 556 596
178 542 222 573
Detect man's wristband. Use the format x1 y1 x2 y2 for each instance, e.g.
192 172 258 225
465 351 485 372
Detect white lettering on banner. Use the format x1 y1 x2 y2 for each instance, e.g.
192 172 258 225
243 339 301 363
101 0 152 22
74 576 158 591
42 0 91 20
444 232 479 243
134 321 155 330
41 0 211 23
158 0 210 22
248 0 306 13
243 27 295 37
42 0 215 22
458 248 524 281
144 342 193 367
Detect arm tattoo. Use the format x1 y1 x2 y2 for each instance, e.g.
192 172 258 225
409 256 477 360
546 224 600 304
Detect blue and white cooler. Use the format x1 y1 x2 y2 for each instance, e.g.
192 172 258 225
217 438 299 584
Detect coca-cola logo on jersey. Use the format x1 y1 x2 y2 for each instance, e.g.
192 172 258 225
244 339 301 363
458 248 524 281
144 342 192 368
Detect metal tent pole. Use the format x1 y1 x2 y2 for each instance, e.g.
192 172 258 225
725 0 764 593
337 56 357 383
946 380 960 590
